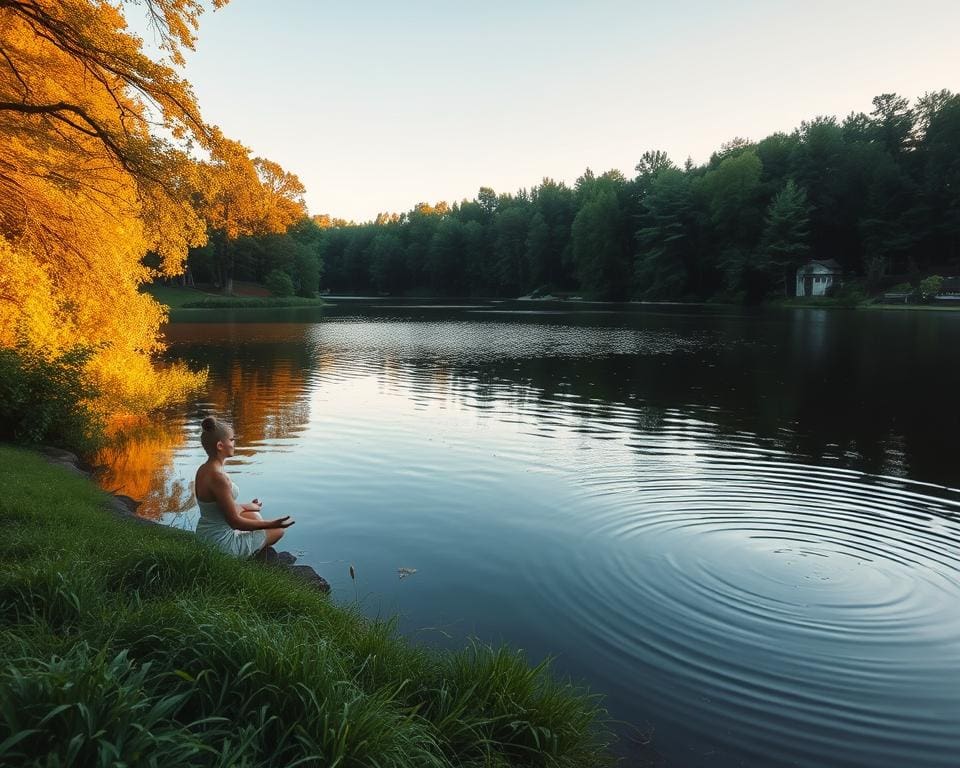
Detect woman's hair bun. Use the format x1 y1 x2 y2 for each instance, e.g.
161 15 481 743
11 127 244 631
201 416 217 431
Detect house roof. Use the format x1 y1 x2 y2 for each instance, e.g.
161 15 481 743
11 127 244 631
807 259 842 270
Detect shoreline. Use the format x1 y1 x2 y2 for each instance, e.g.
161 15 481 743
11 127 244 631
37 445 331 591
1 443 612 766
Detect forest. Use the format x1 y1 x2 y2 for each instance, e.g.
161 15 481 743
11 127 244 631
190 91 960 304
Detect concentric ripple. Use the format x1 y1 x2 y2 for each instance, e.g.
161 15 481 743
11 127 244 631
533 454 960 768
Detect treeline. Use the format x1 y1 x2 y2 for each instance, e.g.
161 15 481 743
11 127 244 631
192 91 958 303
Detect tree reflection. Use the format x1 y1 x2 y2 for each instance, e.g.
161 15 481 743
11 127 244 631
97 323 318 518
95 418 194 520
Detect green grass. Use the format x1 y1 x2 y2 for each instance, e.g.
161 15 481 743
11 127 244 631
142 283 219 308
859 301 960 312
178 296 326 309
144 284 326 309
768 295 864 309
0 445 612 767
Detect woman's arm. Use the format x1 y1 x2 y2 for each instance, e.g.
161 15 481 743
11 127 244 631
210 475 293 531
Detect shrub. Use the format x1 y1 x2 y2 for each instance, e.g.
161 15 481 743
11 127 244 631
833 281 868 307
919 275 944 301
265 269 295 297
0 345 104 453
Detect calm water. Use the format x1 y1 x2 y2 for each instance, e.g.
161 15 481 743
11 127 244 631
97 300 960 768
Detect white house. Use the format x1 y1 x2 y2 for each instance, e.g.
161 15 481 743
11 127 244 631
795 260 842 297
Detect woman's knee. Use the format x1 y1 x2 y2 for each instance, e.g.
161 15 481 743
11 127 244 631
264 528 284 547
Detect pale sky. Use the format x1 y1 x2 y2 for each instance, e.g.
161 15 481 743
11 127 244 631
167 0 958 221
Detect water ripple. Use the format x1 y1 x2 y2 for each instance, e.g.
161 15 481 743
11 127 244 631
531 453 960 767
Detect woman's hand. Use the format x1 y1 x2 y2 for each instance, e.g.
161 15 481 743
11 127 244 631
266 515 295 529
245 498 263 513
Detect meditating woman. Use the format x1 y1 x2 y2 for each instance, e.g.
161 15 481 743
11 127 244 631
194 416 294 557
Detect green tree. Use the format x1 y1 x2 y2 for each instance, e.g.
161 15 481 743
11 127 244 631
699 150 763 243
634 168 696 298
760 179 811 296
293 246 320 297
428 218 468 294
572 188 627 299
859 154 920 285
477 187 498 219
524 212 549 289
635 150 675 181
918 93 960 264
461 220 490 295
369 232 405 294
869 93 914 155
265 268 294 297
529 178 576 288
493 206 530 294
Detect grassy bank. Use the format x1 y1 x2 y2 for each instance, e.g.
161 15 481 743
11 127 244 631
768 296 960 311
143 283 218 308
859 301 960 312
0 445 611 766
144 283 326 309
178 295 326 309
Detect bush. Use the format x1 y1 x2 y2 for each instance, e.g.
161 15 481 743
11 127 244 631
265 269 295 297
833 281 868 307
887 282 913 294
920 275 944 301
0 345 104 453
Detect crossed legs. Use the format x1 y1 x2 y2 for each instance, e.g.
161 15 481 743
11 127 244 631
240 508 285 548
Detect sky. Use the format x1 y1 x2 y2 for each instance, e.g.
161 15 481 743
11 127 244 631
156 0 959 221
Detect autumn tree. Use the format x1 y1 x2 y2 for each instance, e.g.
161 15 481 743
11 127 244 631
0 0 232 422
193 139 307 294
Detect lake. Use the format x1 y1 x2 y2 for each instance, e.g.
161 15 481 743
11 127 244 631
96 299 960 768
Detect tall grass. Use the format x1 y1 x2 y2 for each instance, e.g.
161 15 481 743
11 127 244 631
0 446 613 766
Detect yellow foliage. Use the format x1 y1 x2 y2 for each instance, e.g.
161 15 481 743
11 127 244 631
195 139 307 239
0 1 228 417
95 417 194 520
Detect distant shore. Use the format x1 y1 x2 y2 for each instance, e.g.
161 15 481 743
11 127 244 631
145 282 326 309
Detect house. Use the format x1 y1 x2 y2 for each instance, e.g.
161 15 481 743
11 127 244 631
934 276 960 302
795 260 842 297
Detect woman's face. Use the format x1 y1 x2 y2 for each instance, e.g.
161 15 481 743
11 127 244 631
220 429 236 458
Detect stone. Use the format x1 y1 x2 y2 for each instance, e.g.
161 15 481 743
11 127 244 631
253 546 298 566
287 565 331 594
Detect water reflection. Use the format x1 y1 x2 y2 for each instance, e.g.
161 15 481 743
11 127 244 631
95 420 193 520
96 302 960 768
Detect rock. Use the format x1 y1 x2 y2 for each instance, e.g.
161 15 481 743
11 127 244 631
253 546 297 566
287 565 331 594
39 446 96 475
110 494 141 515
252 549 329 593
39 446 80 465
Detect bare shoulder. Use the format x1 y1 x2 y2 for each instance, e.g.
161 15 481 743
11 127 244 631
206 468 231 494
195 463 230 501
